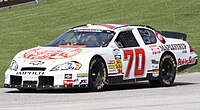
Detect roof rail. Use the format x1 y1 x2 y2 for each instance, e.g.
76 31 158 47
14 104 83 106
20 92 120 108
146 25 157 31
71 24 89 29
113 24 130 30
129 25 155 29
71 24 157 31
113 24 157 31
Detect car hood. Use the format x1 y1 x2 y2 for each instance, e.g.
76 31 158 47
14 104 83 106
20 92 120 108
22 46 85 60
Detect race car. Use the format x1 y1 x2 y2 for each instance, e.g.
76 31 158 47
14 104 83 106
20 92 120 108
4 24 198 91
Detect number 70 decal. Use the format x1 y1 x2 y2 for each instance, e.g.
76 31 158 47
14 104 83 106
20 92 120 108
123 48 145 78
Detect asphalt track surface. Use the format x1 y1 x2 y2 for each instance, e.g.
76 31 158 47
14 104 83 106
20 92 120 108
0 72 200 110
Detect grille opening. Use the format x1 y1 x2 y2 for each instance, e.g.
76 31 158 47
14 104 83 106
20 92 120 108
39 76 54 86
23 81 37 86
21 67 46 71
10 75 22 85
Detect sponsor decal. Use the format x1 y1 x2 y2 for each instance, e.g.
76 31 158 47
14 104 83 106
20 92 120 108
29 61 44 65
182 50 187 54
79 79 87 84
58 45 86 48
112 49 120 55
152 69 159 73
178 56 196 66
64 74 72 79
152 68 159 77
152 73 159 77
77 73 88 77
151 59 159 75
23 48 81 60
108 64 116 69
75 29 103 32
115 55 122 74
150 60 159 77
159 44 186 51
115 55 121 60
149 45 161 55
116 59 122 69
70 61 82 70
155 32 166 44
73 79 79 85
74 79 87 85
151 62 159 75
16 71 44 75
108 64 117 72
117 68 122 74
108 69 116 72
72 79 88 85
152 59 159 64
63 80 73 86
108 60 115 64
63 79 88 86
152 65 159 69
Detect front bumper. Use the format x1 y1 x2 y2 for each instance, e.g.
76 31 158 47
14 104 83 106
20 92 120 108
4 75 88 90
4 70 89 90
4 84 88 90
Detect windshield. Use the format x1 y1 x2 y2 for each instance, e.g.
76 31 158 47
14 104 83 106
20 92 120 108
47 30 115 47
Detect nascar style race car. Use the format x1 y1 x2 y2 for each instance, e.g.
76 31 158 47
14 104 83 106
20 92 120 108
4 24 198 91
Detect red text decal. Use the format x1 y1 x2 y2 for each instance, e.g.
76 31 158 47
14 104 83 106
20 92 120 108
134 48 145 76
123 48 146 78
123 50 134 78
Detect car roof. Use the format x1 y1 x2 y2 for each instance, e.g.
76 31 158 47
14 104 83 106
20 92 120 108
71 24 156 32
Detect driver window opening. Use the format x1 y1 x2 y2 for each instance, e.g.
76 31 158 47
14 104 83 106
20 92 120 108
115 31 139 48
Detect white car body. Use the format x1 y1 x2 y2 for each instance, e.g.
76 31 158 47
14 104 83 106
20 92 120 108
4 24 198 90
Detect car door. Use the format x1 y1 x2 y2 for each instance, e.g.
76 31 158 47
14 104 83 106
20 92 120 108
115 30 148 80
137 28 160 77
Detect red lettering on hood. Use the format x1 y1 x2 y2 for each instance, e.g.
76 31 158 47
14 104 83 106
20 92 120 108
23 48 82 60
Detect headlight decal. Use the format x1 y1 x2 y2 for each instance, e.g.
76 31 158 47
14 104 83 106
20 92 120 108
9 60 18 71
51 61 82 71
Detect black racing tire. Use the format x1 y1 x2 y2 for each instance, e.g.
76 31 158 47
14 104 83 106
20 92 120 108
149 53 177 87
89 57 107 92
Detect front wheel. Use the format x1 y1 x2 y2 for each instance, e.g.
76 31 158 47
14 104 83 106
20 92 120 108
89 57 107 92
149 54 177 87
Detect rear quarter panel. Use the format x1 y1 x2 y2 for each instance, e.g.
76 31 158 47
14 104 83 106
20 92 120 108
159 38 192 68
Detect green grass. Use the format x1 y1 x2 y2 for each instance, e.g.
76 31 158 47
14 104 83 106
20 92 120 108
0 0 200 87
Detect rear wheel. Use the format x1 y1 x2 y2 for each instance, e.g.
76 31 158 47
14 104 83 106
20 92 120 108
149 54 177 87
89 57 107 92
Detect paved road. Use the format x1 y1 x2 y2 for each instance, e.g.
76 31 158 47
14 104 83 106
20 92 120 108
0 72 200 110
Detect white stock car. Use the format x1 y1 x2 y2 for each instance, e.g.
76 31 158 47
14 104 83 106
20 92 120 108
4 24 198 91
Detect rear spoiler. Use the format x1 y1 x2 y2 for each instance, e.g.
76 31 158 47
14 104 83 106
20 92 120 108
160 31 187 41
